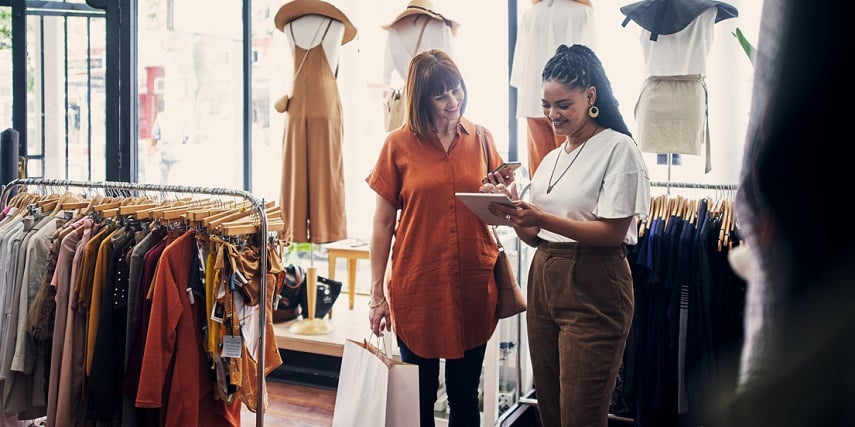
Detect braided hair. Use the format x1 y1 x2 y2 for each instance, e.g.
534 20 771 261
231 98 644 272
541 44 631 137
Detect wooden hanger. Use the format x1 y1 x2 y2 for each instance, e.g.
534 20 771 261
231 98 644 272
92 198 123 212
188 206 231 222
203 200 275 229
639 196 655 238
202 201 276 230
8 192 39 218
220 205 285 236
34 193 61 214
156 199 216 221
117 202 159 216
139 198 193 219
186 200 249 222
47 192 86 217
717 199 731 252
220 218 285 236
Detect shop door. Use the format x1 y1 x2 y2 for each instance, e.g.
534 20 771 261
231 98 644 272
14 1 106 180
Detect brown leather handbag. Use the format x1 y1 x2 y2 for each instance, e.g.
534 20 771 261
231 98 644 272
477 125 527 319
492 226 527 319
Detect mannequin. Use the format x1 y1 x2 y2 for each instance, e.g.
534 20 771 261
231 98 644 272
274 0 357 244
510 0 595 177
621 0 737 173
287 15 344 77
383 12 455 87
380 0 457 132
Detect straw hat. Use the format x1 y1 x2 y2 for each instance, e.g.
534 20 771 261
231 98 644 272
381 0 460 35
274 0 358 45
532 0 593 6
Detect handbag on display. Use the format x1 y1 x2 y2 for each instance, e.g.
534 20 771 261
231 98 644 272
299 275 343 319
383 88 406 132
273 263 304 322
272 264 343 321
477 124 527 319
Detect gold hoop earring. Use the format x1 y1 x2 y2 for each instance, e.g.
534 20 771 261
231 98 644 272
588 105 599 118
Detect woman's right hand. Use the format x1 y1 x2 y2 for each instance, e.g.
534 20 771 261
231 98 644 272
480 171 519 201
369 297 391 337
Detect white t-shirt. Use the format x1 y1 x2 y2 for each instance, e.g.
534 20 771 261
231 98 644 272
529 129 650 245
510 0 595 118
383 14 455 86
639 7 717 77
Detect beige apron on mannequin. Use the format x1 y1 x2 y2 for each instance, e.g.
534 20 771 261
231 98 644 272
280 26 347 244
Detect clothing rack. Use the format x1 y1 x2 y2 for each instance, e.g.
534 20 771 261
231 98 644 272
0 177 271 427
650 180 738 195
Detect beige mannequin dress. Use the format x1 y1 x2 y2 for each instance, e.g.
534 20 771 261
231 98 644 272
280 19 347 244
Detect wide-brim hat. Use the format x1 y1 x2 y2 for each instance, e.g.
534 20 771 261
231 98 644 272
532 0 593 7
620 0 737 39
274 0 358 45
381 0 460 36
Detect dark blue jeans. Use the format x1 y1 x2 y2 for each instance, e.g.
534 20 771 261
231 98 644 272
397 337 487 427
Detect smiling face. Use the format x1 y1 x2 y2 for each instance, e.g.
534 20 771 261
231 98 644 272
429 83 464 124
541 79 596 138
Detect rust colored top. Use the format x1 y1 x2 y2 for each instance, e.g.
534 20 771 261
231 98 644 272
135 232 239 426
366 117 503 359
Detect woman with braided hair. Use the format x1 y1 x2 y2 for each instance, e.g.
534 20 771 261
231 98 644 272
483 44 649 426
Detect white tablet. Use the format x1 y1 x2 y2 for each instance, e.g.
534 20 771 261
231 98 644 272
455 192 515 226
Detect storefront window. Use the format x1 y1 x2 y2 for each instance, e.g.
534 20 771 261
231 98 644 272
1 6 10 131
26 12 106 181
137 0 243 188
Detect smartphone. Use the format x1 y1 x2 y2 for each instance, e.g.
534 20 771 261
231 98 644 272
491 162 522 179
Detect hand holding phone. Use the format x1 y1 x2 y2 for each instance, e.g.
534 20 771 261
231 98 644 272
491 162 521 180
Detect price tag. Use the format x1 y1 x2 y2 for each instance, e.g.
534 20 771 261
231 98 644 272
222 335 242 358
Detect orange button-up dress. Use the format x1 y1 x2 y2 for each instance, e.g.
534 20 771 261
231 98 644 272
366 118 503 359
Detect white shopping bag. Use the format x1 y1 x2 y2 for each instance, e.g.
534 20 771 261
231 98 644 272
332 339 419 427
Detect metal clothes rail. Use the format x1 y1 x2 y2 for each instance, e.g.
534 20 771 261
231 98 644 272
0 178 270 427
650 180 739 195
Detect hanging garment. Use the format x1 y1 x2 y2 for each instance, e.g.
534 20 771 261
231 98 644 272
280 22 348 244
635 75 709 160
135 231 240 427
510 0 595 176
625 6 736 172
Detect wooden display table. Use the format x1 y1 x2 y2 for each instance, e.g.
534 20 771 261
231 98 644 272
323 240 370 310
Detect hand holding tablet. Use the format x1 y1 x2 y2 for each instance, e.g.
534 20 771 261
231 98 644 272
455 192 516 226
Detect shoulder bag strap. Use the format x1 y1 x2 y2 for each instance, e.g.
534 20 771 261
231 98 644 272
477 125 504 248
289 18 333 87
477 125 490 174
411 19 430 56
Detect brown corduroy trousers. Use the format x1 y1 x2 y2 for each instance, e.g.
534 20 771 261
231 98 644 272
526 241 634 427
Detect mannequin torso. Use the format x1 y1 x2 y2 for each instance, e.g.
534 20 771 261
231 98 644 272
384 14 454 86
287 14 345 75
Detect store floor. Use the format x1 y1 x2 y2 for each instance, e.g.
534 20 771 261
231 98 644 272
239 381 634 427
260 250 637 426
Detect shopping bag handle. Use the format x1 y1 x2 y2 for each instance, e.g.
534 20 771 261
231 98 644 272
363 333 390 360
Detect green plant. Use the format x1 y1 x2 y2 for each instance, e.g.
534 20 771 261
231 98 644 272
284 241 328 264
732 27 756 66
0 8 11 50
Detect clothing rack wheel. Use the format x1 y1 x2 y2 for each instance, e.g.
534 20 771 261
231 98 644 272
0 178 271 427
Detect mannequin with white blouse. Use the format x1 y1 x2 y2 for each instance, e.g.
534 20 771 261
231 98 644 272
379 2 457 132
510 0 595 177
383 14 454 87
